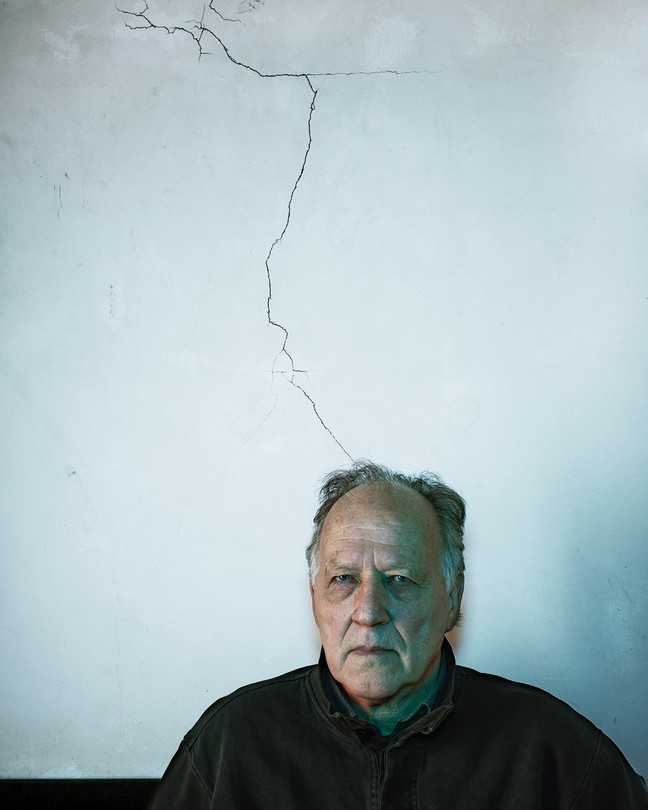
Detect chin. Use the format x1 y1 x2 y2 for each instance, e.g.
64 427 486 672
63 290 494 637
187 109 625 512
344 674 398 702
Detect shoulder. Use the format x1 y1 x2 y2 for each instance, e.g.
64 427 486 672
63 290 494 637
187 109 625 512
446 666 648 806
184 663 317 746
455 663 593 715
452 664 602 745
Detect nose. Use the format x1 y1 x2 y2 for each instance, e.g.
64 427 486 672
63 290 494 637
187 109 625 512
352 577 389 627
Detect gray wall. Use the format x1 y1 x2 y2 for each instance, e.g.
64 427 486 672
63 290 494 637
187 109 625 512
1 0 647 778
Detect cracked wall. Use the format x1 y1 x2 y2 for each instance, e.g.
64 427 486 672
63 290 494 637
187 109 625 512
1 0 648 779
117 0 429 462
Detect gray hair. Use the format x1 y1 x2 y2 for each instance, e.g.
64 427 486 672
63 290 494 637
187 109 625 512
306 460 465 590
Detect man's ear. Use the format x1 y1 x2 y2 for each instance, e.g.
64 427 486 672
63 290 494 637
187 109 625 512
445 573 464 632
309 579 319 627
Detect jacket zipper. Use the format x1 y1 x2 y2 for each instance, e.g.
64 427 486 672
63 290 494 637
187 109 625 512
371 748 388 807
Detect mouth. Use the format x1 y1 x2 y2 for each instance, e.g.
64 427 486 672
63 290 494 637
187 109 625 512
350 646 393 656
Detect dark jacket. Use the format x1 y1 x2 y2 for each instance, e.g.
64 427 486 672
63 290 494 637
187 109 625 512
149 644 648 809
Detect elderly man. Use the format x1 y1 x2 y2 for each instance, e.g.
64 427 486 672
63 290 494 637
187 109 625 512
149 461 647 808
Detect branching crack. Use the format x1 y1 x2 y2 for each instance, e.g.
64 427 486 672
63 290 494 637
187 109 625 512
119 2 426 460
208 0 241 25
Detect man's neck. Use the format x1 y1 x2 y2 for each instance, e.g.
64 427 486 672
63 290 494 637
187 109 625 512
350 660 444 737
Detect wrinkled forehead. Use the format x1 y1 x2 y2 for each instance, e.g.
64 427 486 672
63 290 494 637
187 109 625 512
321 482 441 559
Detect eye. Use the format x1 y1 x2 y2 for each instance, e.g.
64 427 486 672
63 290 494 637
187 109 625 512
331 574 355 584
390 575 413 585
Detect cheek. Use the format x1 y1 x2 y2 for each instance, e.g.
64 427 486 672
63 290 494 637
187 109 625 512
398 596 445 641
313 597 346 637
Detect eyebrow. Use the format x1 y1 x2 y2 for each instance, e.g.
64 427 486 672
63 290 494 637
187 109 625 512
324 558 357 574
324 556 417 575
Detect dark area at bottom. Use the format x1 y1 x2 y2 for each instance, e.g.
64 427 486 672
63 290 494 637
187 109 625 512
0 780 159 809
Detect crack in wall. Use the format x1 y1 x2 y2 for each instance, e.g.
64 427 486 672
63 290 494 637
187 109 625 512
207 0 242 26
264 74 315 377
120 2 429 460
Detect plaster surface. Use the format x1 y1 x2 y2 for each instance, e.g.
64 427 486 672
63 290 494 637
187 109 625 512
1 0 647 777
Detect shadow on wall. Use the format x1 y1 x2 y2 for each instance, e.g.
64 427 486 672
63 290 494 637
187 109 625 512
476 461 648 775
558 470 648 772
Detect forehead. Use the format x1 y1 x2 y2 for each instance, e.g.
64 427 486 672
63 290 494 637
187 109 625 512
320 482 440 562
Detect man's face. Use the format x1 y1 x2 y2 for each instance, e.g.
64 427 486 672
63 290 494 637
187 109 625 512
310 482 462 711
